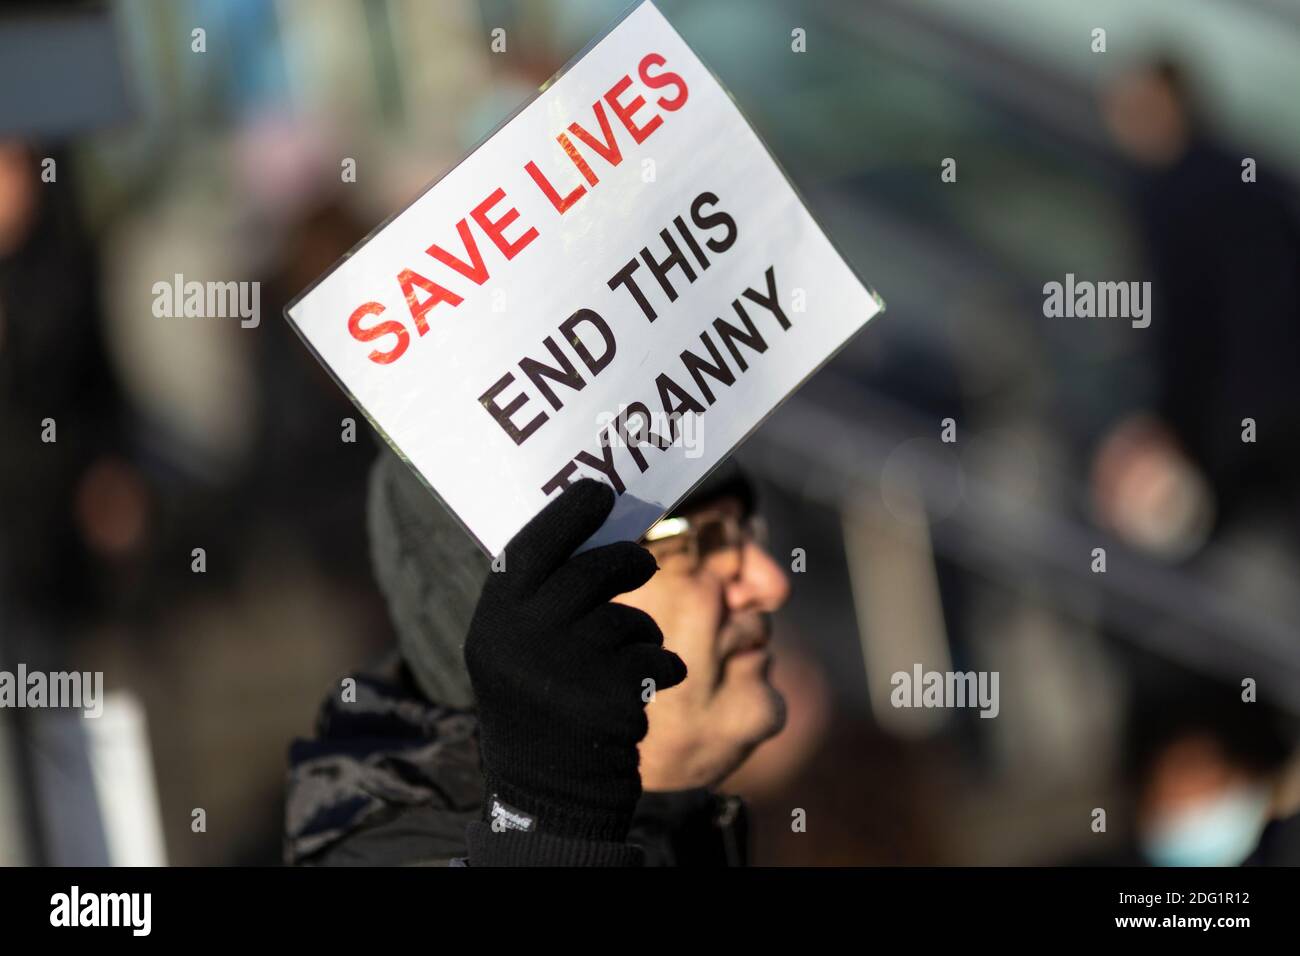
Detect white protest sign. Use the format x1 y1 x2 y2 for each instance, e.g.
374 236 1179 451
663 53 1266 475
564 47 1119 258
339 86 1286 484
286 0 884 556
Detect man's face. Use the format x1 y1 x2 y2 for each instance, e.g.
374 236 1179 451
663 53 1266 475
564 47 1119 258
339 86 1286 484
614 496 791 791
1102 69 1189 168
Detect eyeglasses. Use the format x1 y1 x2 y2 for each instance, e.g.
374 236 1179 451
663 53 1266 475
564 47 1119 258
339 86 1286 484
641 510 768 575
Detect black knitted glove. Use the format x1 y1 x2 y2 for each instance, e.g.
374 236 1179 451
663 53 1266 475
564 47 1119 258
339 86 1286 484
464 479 687 856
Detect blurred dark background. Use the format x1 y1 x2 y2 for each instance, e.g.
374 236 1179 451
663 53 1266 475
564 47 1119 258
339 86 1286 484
2 0 1299 865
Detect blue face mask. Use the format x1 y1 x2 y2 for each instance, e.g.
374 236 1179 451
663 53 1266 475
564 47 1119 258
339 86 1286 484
1141 786 1271 867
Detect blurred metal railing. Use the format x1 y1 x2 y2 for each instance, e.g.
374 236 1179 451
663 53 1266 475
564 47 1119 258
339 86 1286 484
747 370 1300 713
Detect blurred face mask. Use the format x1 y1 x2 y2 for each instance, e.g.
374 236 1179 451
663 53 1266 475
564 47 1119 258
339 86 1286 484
1141 785 1271 867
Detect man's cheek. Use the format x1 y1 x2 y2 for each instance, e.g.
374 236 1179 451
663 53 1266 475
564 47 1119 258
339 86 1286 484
671 585 726 671
700 586 731 670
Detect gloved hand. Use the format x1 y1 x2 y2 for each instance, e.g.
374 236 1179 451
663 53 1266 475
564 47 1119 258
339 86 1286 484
464 479 687 856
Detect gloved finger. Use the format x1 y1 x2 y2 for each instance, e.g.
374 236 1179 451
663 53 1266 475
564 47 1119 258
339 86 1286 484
532 541 658 622
497 479 615 598
569 602 664 652
617 642 688 695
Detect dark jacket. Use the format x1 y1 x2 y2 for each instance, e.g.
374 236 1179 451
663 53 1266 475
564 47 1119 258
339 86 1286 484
285 656 748 866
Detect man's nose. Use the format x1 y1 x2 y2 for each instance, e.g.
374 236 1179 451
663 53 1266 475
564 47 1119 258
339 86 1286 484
727 540 791 612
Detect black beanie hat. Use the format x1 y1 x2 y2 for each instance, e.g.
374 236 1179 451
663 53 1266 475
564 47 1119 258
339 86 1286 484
671 458 756 519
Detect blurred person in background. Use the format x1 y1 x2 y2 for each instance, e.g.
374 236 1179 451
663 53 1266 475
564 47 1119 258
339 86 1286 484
0 136 158 865
1128 675 1294 867
0 141 146 636
1092 59 1300 561
285 448 790 866
1074 670 1295 867
242 197 378 583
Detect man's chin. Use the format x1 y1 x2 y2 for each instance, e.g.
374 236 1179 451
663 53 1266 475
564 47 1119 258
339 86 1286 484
758 682 788 739
722 674 787 745
702 682 787 788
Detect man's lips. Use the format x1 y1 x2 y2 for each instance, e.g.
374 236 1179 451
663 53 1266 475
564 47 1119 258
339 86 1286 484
720 617 772 659
728 636 768 657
